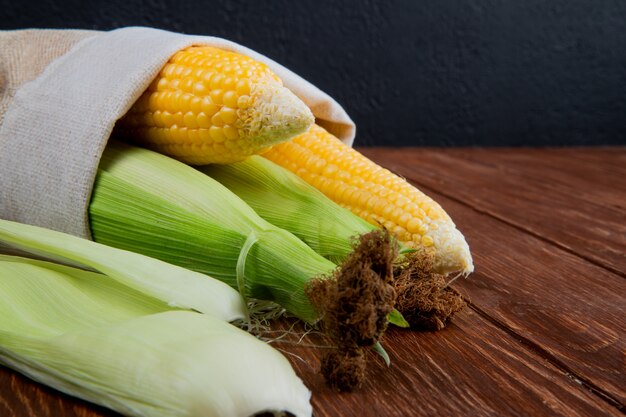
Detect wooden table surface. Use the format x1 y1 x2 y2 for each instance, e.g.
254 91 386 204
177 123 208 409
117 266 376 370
1 147 624 417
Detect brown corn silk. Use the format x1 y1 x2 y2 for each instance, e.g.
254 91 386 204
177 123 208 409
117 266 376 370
394 250 466 330
306 230 397 391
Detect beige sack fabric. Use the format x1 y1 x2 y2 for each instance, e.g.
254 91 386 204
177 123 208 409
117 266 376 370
0 27 355 239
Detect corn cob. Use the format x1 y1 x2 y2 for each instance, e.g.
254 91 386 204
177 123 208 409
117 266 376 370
263 124 473 276
117 46 314 164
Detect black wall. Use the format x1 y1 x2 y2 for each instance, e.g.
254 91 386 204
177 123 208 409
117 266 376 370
2 0 626 146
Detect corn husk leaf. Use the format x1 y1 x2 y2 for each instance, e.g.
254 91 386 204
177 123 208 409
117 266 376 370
201 155 377 264
0 256 312 417
388 308 410 328
90 142 337 322
0 219 246 321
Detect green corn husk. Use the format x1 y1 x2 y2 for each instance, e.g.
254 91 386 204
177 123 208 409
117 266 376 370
89 142 338 322
200 157 458 332
201 155 377 264
0 219 246 321
0 255 312 417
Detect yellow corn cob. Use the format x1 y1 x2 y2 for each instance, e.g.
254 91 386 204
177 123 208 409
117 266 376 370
263 124 473 275
117 46 314 164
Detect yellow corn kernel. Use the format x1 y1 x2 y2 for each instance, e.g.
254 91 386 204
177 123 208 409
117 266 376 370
263 124 473 275
117 46 313 165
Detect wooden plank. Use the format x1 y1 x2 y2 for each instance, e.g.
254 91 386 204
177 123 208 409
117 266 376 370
280 312 622 417
435 191 626 404
360 147 626 274
359 149 626 402
555 148 626 173
0 369 117 417
436 196 626 403
463 147 626 173
440 148 626 209
0 310 620 417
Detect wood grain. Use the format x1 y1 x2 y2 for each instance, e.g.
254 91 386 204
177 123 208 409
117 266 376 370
362 147 626 402
441 148 626 209
418 189 626 404
276 312 622 417
0 370 117 417
360 147 626 275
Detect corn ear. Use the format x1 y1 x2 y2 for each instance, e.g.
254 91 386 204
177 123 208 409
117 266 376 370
89 142 337 322
264 124 474 275
0 255 312 417
118 46 314 164
0 219 246 321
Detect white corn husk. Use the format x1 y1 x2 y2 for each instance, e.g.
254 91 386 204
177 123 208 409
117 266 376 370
0 255 312 417
0 218 246 321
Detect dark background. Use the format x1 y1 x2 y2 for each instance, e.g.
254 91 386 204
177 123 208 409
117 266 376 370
2 0 626 146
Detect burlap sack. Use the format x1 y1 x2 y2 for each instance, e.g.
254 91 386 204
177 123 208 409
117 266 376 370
0 27 355 239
